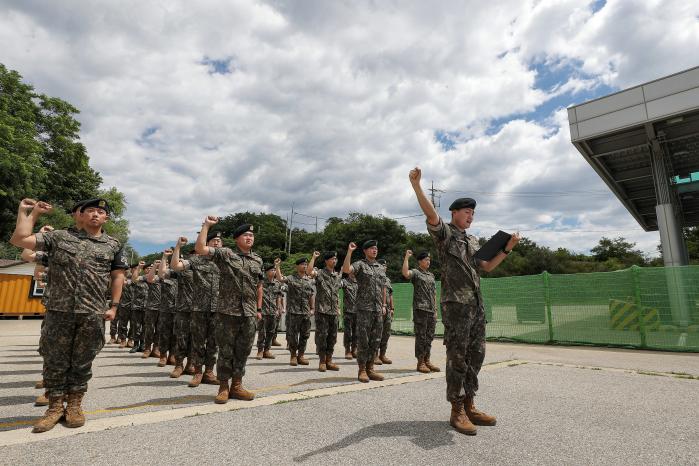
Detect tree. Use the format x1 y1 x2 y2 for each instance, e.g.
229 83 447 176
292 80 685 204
591 237 646 267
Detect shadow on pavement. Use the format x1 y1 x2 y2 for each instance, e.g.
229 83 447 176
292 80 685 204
0 369 42 376
99 362 162 368
0 360 42 365
0 395 38 407
0 380 38 390
104 371 171 378
260 367 318 375
294 421 455 462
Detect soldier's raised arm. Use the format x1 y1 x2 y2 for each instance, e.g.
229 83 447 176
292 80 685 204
402 250 413 280
132 261 144 281
10 199 53 250
341 242 357 274
171 237 187 271
274 257 286 282
195 216 218 256
307 251 320 277
409 167 440 226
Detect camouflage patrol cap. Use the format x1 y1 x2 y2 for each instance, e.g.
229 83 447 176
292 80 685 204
232 224 254 239
448 197 476 211
80 198 110 214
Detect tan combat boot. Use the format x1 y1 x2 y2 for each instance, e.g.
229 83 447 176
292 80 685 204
157 355 167 367
272 338 282 347
289 351 298 366
170 364 184 378
326 355 340 371
151 347 161 358
464 396 497 426
351 345 357 359
373 354 383 365
450 400 477 435
366 362 384 381
345 348 353 360
184 359 195 375
318 353 327 372
379 352 392 364
119 339 127 349
262 350 275 359
202 366 219 385
127 339 134 348
108 336 116 344
357 363 369 383
141 346 151 358
256 350 264 360
167 353 176 366
35 380 44 389
417 357 430 374
35 391 49 406
214 380 230 404
32 395 65 433
297 353 309 365
65 392 86 428
188 367 203 387
425 358 441 373
229 377 255 401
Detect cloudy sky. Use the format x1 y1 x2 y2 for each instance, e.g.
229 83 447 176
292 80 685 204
2 0 699 256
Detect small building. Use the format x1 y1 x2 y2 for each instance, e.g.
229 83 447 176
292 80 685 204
0 259 46 317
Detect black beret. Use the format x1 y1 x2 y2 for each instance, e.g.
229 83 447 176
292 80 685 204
232 224 254 239
322 251 337 261
448 197 476 211
295 257 308 265
416 251 430 261
206 231 222 243
263 263 275 272
362 240 378 249
80 198 110 214
377 259 387 266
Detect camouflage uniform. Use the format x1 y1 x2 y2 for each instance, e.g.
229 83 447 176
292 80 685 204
143 277 162 350
171 268 194 364
341 276 358 352
210 247 263 381
130 277 148 343
117 280 133 341
379 276 393 354
157 275 178 354
257 278 281 352
182 255 220 369
352 259 386 366
314 268 341 358
410 268 437 360
428 218 485 402
285 274 315 355
34 229 127 397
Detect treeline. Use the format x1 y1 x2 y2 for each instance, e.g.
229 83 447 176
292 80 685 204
140 211 699 281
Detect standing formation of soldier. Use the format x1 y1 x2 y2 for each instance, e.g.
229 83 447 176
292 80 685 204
10 166 519 436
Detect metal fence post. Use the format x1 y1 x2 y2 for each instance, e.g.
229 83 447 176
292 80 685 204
631 266 647 348
543 271 554 343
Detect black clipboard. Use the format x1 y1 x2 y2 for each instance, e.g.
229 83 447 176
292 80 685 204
473 230 511 261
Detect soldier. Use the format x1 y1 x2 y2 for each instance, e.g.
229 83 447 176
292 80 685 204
341 272 358 359
278 257 315 367
172 232 221 386
129 262 148 353
169 237 195 378
410 166 520 435
308 251 342 372
142 261 162 358
195 219 263 403
402 250 439 373
271 283 285 347
117 266 135 348
255 260 283 360
10 197 128 433
157 249 178 367
341 240 387 383
375 259 394 365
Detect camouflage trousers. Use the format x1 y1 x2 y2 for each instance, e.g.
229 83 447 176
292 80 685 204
342 312 357 351
256 315 277 351
117 305 132 341
173 311 192 363
356 310 383 366
129 309 144 341
442 302 486 402
314 313 338 357
109 311 119 338
40 310 105 397
190 312 217 368
215 314 256 381
286 314 311 354
143 309 159 349
379 311 393 353
413 309 436 359
158 312 175 354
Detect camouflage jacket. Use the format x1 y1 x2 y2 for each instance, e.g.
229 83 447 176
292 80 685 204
351 259 385 313
131 276 149 310
427 218 482 305
340 277 358 314
285 273 315 316
183 255 220 313
211 247 263 317
159 276 178 313
34 228 127 314
410 268 436 313
261 279 282 316
314 268 341 315
145 277 162 312
120 280 133 310
171 269 194 313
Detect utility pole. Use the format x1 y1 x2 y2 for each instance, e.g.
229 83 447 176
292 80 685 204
288 204 295 254
428 180 445 208
315 216 318 233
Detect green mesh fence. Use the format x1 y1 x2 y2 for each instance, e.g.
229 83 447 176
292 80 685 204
341 266 699 352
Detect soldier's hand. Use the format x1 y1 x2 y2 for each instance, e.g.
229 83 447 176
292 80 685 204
274 258 281 266
506 231 521 251
204 215 219 226
33 201 53 215
382 306 387 316
178 236 188 246
312 251 320 258
154 260 161 265
163 248 173 256
309 309 315 316
138 261 146 267
405 249 413 257
348 242 357 252
104 307 117 321
256 312 262 321
39 225 54 233
409 167 422 185
19 198 37 215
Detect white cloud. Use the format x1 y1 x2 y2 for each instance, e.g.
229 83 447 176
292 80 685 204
2 0 697 256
